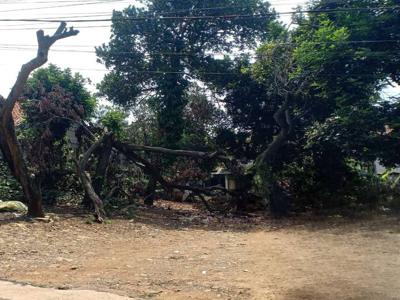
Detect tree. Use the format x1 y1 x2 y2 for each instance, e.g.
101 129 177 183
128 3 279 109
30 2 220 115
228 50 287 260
209 1 400 212
292 0 400 168
180 84 226 151
269 0 400 210
204 57 280 159
250 40 318 214
19 65 96 189
96 0 275 148
0 23 79 217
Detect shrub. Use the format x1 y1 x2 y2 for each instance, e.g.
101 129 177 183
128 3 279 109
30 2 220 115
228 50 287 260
0 161 22 201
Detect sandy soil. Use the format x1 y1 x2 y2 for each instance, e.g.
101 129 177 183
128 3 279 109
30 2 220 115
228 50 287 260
0 202 399 300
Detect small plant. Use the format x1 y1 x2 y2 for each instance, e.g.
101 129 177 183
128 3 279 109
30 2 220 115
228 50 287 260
0 162 22 201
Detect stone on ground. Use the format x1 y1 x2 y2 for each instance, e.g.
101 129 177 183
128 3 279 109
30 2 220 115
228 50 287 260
0 201 27 213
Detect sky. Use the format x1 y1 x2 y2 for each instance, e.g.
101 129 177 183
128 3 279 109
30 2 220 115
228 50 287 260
0 0 309 97
0 0 397 98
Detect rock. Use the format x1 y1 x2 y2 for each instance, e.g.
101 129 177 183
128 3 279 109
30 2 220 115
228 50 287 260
0 201 28 213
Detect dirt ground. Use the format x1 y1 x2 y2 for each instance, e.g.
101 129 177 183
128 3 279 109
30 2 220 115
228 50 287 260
1 201 399 300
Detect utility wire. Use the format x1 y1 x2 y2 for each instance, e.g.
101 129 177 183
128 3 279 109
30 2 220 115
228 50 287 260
0 64 392 78
0 0 117 4
0 46 398 59
0 20 395 31
0 5 398 23
0 0 128 13
0 39 398 51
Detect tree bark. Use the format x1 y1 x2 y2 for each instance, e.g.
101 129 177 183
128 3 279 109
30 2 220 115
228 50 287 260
144 176 156 206
77 136 108 222
0 116 43 216
256 95 291 167
255 94 293 216
0 23 79 217
113 140 235 212
115 142 231 163
93 134 113 197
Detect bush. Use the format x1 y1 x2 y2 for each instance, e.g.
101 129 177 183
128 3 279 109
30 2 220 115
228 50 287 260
279 156 394 214
0 161 22 201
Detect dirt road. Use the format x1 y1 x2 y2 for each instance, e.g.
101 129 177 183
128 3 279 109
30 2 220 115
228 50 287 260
1 203 399 299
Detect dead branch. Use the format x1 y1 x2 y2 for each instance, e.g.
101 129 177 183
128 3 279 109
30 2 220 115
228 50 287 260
113 141 171 191
112 140 239 212
77 135 110 222
2 22 79 122
113 141 232 163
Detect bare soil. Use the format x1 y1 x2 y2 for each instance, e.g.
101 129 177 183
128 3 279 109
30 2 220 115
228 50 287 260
1 201 399 300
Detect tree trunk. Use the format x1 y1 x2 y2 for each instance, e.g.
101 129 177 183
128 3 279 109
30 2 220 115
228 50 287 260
256 96 291 167
82 135 113 209
0 23 78 217
255 94 293 215
78 169 106 222
77 136 108 222
144 176 156 206
93 134 113 196
0 118 43 217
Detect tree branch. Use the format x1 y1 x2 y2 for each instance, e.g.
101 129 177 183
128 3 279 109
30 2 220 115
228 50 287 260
77 134 110 222
1 22 79 125
113 140 171 191
113 140 232 163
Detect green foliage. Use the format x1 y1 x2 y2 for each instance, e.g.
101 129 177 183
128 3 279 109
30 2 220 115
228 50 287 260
26 64 96 117
100 110 128 139
210 0 400 213
16 65 96 204
278 156 385 212
0 162 22 201
179 85 225 151
2 0 399 217
97 0 275 147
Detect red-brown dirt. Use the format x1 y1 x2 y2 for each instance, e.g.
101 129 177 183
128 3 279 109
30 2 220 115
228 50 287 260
1 201 399 299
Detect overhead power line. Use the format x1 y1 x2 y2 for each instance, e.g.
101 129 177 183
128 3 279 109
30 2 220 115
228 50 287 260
0 25 110 31
0 0 128 13
0 39 398 51
0 5 398 23
0 0 115 4
0 19 395 31
0 64 393 78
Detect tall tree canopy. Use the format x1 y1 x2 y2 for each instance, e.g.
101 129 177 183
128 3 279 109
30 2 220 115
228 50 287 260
203 1 400 210
97 0 275 147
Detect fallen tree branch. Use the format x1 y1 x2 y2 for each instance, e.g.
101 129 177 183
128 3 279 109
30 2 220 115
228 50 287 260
114 141 232 163
113 140 171 191
77 135 111 222
112 140 239 212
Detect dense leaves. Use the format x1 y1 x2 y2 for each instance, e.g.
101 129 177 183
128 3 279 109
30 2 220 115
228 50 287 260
96 0 275 147
1 0 400 217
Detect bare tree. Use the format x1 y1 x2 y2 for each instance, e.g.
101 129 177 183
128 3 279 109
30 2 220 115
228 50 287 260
0 22 79 217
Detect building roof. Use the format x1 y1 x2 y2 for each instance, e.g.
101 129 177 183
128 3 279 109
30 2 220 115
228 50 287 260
0 96 24 125
12 102 24 125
